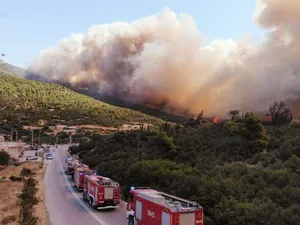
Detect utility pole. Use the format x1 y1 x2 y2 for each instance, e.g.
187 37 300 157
38 130 41 146
11 129 18 142
31 129 34 146
136 129 140 150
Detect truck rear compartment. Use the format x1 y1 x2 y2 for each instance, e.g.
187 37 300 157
180 212 195 224
104 187 113 199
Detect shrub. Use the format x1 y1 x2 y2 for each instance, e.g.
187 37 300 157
289 119 300 128
155 131 177 151
20 168 32 177
0 150 9 165
18 177 39 225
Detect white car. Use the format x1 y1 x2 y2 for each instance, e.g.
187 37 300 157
46 153 53 160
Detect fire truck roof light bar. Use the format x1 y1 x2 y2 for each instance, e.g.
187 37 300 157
130 186 152 190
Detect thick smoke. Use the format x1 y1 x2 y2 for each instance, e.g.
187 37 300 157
27 0 300 117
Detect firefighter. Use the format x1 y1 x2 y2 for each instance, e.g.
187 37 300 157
126 206 135 225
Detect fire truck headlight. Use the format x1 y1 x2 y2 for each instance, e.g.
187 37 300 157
131 186 135 190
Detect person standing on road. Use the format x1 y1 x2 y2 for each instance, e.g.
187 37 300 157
126 206 135 225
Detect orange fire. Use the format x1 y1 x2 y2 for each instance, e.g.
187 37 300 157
213 116 221 123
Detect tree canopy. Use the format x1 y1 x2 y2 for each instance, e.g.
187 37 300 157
70 114 300 225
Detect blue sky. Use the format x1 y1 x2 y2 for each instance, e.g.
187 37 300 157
0 0 264 68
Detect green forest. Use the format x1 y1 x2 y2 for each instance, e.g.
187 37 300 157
70 114 300 225
0 73 163 130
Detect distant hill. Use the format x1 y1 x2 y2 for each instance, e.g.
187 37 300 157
0 60 26 77
0 73 164 129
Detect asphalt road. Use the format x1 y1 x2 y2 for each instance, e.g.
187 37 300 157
44 144 128 225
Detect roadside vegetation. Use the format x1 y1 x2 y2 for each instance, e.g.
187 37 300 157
0 73 163 131
0 163 49 225
0 150 9 165
19 169 39 225
69 108 300 225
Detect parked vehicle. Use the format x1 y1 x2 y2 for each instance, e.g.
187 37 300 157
74 167 96 191
82 175 120 209
127 187 204 225
46 153 53 160
65 157 79 175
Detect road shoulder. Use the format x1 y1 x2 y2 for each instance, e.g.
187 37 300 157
34 156 51 225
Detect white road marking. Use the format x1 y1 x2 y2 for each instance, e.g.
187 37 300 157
55 153 109 225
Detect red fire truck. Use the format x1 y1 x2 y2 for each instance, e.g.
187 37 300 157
82 175 121 209
71 161 89 177
74 167 96 191
127 187 204 225
65 157 79 175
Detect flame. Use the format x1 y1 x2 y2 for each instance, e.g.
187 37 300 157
213 116 221 123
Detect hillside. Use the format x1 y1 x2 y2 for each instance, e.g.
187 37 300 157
0 73 163 130
0 60 26 77
70 116 300 225
71 87 190 123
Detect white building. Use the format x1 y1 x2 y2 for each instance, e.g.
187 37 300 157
0 142 26 158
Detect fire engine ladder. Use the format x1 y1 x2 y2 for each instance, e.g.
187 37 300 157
174 215 180 225
161 192 198 208
113 188 118 200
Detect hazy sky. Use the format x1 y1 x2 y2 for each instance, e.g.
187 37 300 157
0 0 264 68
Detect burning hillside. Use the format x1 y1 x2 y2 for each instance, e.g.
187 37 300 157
27 0 300 117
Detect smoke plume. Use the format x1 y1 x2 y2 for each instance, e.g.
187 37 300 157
27 0 300 117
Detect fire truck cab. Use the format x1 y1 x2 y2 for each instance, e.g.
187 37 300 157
65 158 79 175
127 187 204 225
82 175 120 209
74 167 96 191
71 162 89 179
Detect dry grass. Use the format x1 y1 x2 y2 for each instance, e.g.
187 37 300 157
33 163 51 225
0 162 50 225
